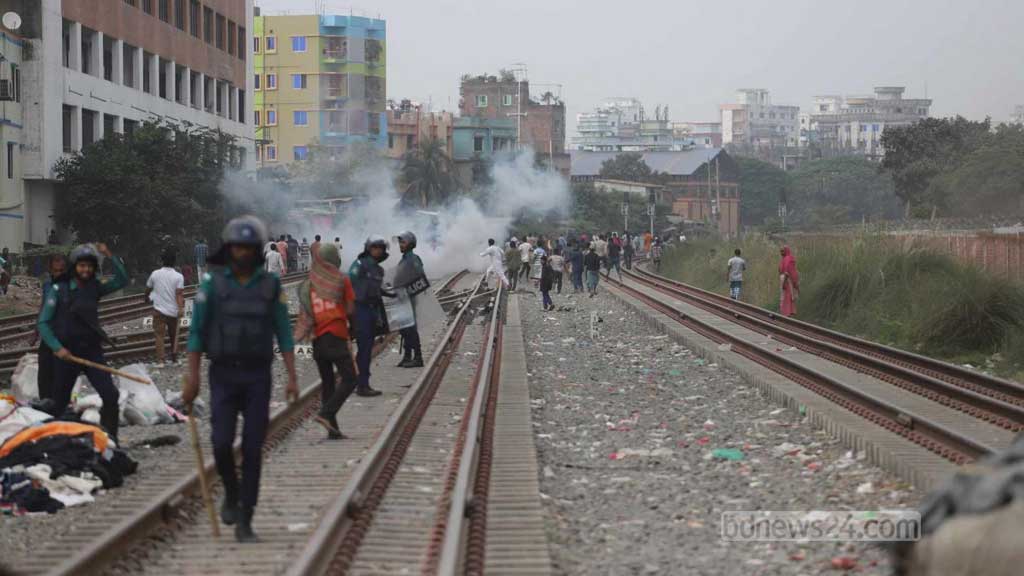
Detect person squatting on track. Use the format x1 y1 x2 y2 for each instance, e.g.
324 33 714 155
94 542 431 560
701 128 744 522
504 240 521 292
294 242 358 440
480 238 509 288
727 248 747 301
146 249 185 365
37 243 128 443
33 254 69 409
182 216 299 542
349 236 392 398
394 231 430 368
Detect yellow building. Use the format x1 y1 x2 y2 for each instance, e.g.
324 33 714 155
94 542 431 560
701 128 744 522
253 12 386 167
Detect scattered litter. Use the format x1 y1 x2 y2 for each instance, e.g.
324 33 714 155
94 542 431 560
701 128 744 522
830 556 858 570
711 448 745 461
287 523 311 532
717 343 732 352
856 482 874 494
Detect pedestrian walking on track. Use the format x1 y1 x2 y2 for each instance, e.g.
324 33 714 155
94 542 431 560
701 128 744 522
505 240 521 291
779 245 799 317
584 243 602 297
38 243 128 443
540 255 555 311
146 249 185 365
651 237 663 272
480 238 509 289
183 215 299 542
294 242 358 439
727 248 746 301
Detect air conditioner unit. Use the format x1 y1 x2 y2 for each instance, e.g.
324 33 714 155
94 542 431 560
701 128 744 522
0 80 12 101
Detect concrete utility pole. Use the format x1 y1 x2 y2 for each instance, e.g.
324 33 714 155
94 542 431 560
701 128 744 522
621 191 629 233
648 188 656 240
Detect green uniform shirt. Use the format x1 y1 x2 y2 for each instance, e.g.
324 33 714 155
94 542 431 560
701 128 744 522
37 257 129 352
187 267 295 354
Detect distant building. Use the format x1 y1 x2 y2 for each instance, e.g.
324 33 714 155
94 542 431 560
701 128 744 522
1012 105 1024 125
673 121 722 148
458 71 566 170
808 87 930 159
254 12 386 166
450 116 516 187
574 98 694 152
384 99 453 160
0 27 24 252
570 148 740 236
721 89 800 150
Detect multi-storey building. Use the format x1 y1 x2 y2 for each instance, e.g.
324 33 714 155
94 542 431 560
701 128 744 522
458 72 566 166
574 98 692 152
673 121 722 148
253 11 386 166
1010 105 1023 126
721 89 799 149
808 87 930 159
2 0 253 248
384 99 453 160
0 24 24 251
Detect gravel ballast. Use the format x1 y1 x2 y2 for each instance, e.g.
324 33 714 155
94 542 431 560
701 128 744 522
520 287 920 575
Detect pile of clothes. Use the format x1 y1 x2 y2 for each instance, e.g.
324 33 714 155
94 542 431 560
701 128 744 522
0 396 136 515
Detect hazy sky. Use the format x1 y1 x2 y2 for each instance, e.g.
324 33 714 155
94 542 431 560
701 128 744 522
256 0 1024 131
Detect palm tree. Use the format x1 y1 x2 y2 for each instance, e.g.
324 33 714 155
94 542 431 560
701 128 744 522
401 138 457 207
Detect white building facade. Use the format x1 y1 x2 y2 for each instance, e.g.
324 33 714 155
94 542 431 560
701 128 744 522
5 0 254 248
721 89 799 149
807 87 930 159
573 97 693 152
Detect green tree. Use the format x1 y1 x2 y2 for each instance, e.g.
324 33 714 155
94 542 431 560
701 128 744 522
401 138 458 208
735 157 786 226
880 116 991 215
786 157 901 227
598 152 654 181
927 123 1024 216
54 121 237 271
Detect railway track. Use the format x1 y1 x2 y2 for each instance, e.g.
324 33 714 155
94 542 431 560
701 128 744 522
2 270 473 576
0 271 308 348
611 264 1024 465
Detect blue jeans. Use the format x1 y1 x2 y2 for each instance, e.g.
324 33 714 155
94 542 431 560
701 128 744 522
730 281 742 300
210 361 272 508
586 271 600 293
542 290 553 308
572 269 584 291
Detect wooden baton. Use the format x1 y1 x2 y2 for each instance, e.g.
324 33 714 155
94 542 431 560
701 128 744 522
188 399 220 538
63 354 152 385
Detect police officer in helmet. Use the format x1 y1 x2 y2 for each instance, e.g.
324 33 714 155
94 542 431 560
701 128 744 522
38 242 128 442
182 215 298 542
393 231 428 368
348 235 394 397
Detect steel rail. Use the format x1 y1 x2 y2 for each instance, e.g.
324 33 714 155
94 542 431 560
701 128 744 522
621 267 1024 431
286 275 488 576
26 270 469 576
436 284 505 575
608 278 997 464
630 264 1024 406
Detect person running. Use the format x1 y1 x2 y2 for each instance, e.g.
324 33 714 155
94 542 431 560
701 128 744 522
480 239 509 288
606 236 623 281
517 237 533 283
651 237 664 272
348 236 391 397
394 231 429 368
567 241 584 293
584 243 602 297
299 237 311 271
33 254 68 409
183 216 298 542
549 248 565 294
264 243 284 275
504 240 521 292
38 243 128 442
193 238 208 284
779 246 799 317
539 255 555 311
727 248 747 301
146 249 185 366
294 242 357 440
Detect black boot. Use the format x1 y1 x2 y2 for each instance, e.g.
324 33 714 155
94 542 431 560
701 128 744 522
397 349 412 367
356 386 382 397
405 351 424 368
235 506 259 542
220 487 240 526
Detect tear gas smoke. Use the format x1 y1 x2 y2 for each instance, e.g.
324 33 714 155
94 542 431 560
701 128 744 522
221 148 569 279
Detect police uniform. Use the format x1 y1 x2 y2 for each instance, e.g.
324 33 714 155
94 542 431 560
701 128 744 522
393 232 429 368
348 239 390 395
37 249 128 440
187 251 294 535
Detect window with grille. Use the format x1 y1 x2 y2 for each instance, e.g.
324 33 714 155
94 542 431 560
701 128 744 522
158 0 169 22
189 0 200 36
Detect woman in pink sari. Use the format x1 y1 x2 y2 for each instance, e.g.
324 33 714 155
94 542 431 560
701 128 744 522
778 246 799 316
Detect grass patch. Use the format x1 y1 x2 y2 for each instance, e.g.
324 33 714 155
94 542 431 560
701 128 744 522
661 235 1024 380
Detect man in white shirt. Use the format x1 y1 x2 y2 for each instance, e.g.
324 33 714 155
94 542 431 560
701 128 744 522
727 248 747 300
265 243 284 275
517 238 533 283
146 250 185 365
480 239 509 287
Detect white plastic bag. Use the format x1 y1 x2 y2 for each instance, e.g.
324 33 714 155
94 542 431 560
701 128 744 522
384 291 416 331
115 363 172 425
11 353 39 402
